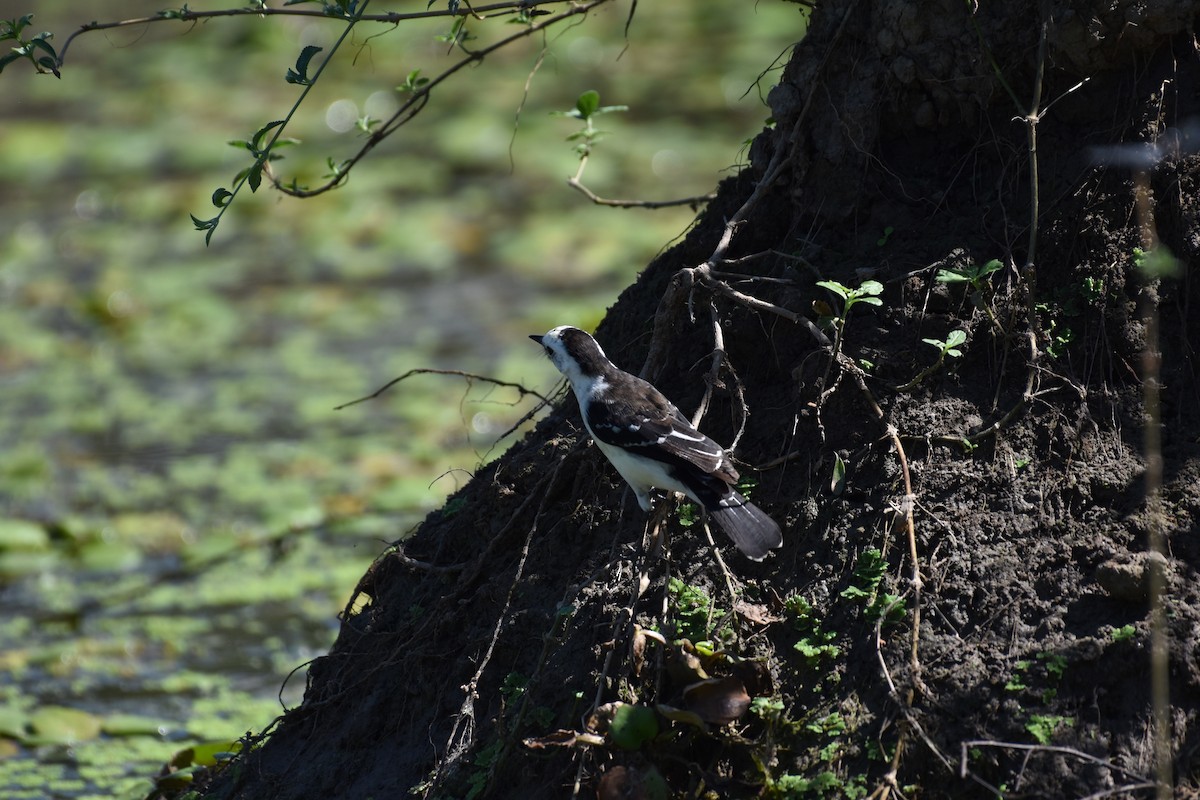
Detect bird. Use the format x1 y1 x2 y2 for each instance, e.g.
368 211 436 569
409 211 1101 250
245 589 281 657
530 325 782 560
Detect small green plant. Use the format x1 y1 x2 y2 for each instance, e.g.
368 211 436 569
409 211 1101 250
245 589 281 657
1004 660 1030 692
936 258 1003 293
1032 298 1079 359
1133 245 1181 278
500 672 527 703
1026 714 1073 745
784 595 841 665
1046 319 1076 358
553 89 629 159
815 279 884 323
840 549 885 600
1109 623 1136 643
895 328 967 391
922 329 968 360
1038 651 1068 680
750 695 804 736
464 738 503 799
814 279 884 372
876 225 894 246
1006 652 1067 702
1080 276 1107 304
771 770 867 799
668 577 724 642
936 258 1004 330
804 712 846 737
839 548 907 625
751 696 786 721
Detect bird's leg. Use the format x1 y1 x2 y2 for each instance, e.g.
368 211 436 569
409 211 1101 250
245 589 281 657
699 512 739 601
643 493 674 560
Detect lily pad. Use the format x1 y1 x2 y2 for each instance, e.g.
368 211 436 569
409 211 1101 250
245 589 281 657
0 703 30 740
101 713 171 737
77 540 143 572
26 706 103 746
0 550 59 578
0 519 49 551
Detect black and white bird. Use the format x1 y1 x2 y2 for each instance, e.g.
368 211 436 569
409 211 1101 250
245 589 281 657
531 325 782 560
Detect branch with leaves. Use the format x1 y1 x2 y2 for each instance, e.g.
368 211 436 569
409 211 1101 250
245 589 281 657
2 0 612 244
555 89 716 210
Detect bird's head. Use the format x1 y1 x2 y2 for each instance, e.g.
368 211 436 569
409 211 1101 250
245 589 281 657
530 325 609 382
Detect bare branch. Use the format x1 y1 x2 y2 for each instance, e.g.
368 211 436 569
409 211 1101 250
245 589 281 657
56 1 580 66
334 368 549 410
567 154 716 209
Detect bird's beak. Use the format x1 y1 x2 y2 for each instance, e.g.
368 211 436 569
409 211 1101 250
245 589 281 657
528 335 544 345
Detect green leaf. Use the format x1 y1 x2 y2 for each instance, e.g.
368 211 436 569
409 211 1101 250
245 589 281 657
839 584 869 600
575 89 600 119
30 34 56 59
397 69 429 94
247 163 263 192
2 14 33 38
211 187 232 208
978 258 1004 276
609 704 658 750
857 295 883 306
285 45 322 85
815 280 849 300
945 329 967 348
857 279 884 296
830 453 846 495
251 119 286 152
935 268 970 284
190 214 219 245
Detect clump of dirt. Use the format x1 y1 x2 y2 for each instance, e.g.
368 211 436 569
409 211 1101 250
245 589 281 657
198 2 1200 798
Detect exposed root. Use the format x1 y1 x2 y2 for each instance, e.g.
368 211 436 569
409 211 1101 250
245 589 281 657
959 740 1154 796
428 455 573 797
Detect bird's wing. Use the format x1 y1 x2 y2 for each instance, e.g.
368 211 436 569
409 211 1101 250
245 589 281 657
585 374 737 483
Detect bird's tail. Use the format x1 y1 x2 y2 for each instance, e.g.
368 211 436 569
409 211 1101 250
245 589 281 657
706 492 782 561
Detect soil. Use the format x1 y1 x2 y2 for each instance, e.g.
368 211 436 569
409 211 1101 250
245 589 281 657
197 1 1200 798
